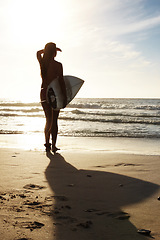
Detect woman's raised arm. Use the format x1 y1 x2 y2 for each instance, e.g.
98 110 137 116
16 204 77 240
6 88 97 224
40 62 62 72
36 49 44 63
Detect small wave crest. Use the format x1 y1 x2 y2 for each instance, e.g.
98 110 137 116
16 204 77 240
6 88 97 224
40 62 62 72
0 107 42 113
59 116 160 125
0 130 23 134
71 109 84 114
134 105 160 110
0 113 44 117
59 130 160 138
71 109 160 118
0 102 41 107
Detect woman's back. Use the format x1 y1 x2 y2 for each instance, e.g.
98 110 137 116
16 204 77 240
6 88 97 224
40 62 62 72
42 60 62 88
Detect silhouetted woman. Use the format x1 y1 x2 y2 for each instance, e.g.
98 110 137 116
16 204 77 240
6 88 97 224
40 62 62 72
37 42 67 152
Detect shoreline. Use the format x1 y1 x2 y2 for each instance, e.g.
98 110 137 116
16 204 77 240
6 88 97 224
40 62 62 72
0 133 160 155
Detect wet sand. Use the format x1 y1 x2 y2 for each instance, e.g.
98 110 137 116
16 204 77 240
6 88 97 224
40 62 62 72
0 137 160 239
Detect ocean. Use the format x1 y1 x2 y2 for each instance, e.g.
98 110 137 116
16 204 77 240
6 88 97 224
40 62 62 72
0 98 160 139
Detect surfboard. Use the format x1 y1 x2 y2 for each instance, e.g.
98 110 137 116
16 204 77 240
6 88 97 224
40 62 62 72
47 75 84 110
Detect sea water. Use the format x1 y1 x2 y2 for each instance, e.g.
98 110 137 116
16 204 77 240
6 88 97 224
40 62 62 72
0 98 160 138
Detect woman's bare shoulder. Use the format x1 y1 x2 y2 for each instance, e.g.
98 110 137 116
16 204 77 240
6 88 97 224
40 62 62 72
54 60 62 66
54 60 63 71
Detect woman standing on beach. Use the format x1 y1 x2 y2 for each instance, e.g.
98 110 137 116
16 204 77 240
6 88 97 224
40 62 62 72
37 42 67 152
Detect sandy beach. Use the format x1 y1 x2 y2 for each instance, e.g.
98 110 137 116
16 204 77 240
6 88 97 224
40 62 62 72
0 136 160 240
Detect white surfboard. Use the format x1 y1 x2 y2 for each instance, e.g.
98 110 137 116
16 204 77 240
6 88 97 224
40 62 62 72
47 75 84 110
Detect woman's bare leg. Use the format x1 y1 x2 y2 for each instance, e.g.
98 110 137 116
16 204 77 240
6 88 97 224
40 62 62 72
51 110 60 150
41 102 52 147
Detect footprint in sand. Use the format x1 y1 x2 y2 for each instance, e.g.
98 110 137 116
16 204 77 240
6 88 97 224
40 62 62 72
14 221 45 231
23 184 46 190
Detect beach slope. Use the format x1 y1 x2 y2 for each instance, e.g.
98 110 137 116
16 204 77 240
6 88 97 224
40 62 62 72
0 145 160 239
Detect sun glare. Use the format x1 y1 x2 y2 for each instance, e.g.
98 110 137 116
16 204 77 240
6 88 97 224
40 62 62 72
8 0 65 45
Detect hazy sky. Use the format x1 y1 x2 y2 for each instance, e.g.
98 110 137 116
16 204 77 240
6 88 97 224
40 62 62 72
0 0 160 101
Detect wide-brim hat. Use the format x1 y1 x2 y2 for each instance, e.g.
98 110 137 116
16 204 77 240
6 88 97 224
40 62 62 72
51 43 62 52
56 46 62 52
45 42 62 52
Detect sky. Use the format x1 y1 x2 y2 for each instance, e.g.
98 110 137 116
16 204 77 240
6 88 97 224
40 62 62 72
0 0 160 101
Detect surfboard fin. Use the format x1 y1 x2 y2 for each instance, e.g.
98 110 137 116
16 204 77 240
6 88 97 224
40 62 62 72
48 88 57 109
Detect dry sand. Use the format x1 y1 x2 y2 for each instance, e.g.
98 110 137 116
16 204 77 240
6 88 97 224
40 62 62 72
0 137 160 240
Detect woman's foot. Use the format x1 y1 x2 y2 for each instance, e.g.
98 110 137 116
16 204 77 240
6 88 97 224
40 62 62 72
44 143 51 152
52 145 60 153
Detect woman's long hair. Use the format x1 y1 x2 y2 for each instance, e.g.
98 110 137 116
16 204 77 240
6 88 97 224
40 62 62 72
40 42 57 80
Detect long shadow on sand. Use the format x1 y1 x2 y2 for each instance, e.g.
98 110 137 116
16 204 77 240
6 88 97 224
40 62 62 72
45 152 159 240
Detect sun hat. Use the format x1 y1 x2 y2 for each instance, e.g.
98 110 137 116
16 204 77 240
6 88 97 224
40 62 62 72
45 42 62 52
